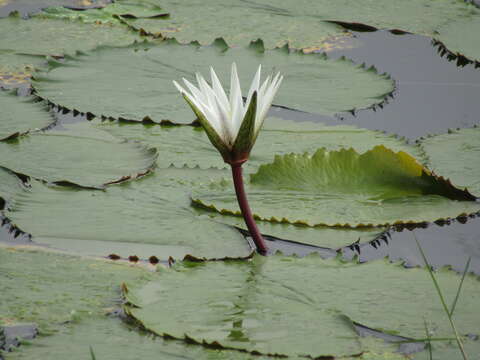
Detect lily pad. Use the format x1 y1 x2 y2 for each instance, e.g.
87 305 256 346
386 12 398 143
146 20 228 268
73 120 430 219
33 40 394 124
435 15 480 63
0 121 158 188
124 255 480 358
92 117 422 170
0 14 141 74
6 316 401 360
0 247 151 332
5 167 252 260
40 0 168 25
419 127 480 197
0 167 25 207
0 90 54 141
5 316 279 360
115 0 477 49
193 146 479 227
0 0 111 17
198 209 386 250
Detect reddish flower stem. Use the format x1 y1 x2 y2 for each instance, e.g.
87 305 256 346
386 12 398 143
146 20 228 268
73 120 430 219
230 163 268 255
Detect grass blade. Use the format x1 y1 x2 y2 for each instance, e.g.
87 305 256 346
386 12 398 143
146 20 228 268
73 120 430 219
450 257 471 317
424 319 433 360
89 346 97 360
414 232 468 360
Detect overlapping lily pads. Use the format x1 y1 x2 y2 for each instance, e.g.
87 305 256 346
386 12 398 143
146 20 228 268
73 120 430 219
0 13 141 75
99 0 478 50
5 316 280 360
4 167 252 260
124 254 480 358
92 117 422 170
40 0 168 26
198 209 386 250
419 127 480 196
0 90 54 141
193 146 479 227
0 167 25 207
33 40 394 124
0 121 157 188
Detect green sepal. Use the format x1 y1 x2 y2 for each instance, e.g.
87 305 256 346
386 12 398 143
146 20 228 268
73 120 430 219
182 94 230 157
232 91 257 157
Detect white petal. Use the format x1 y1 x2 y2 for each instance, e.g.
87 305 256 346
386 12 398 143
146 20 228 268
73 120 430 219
182 78 207 105
210 67 230 114
229 63 244 142
196 73 217 109
173 80 188 96
246 64 261 108
255 73 283 135
182 78 222 135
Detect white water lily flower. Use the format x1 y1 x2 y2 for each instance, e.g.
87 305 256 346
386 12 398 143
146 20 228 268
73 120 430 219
173 63 283 164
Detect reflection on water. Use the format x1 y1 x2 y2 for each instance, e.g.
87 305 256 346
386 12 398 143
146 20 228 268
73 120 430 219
274 30 480 139
342 213 480 275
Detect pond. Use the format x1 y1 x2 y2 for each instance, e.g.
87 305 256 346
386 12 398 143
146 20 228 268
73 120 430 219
1 1 479 359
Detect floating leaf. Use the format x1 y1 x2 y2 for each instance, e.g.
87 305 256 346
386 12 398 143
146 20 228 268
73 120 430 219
198 208 386 250
124 255 480 358
0 90 54 141
5 167 252 260
91 117 420 171
419 127 480 197
435 15 480 63
0 248 151 332
40 0 168 25
0 167 25 207
193 146 479 227
115 0 476 49
0 121 157 188
0 0 111 17
33 40 394 124
5 316 278 360
0 14 141 74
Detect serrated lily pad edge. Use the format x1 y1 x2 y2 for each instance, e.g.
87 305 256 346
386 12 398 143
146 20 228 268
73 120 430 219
0 89 57 141
121 256 474 358
31 37 396 125
431 38 480 69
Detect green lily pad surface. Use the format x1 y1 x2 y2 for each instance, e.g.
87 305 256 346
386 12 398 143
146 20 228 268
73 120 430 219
0 167 25 206
199 209 386 250
124 255 480 358
419 127 480 197
33 40 394 124
40 0 168 25
0 0 111 17
5 316 279 360
6 315 405 360
105 0 477 50
5 167 251 260
0 247 151 332
0 121 158 188
435 15 480 63
0 14 141 74
92 117 422 170
0 90 54 141
193 146 479 227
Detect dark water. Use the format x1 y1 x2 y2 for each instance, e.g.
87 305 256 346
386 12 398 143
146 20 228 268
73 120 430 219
342 214 480 274
275 30 480 139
